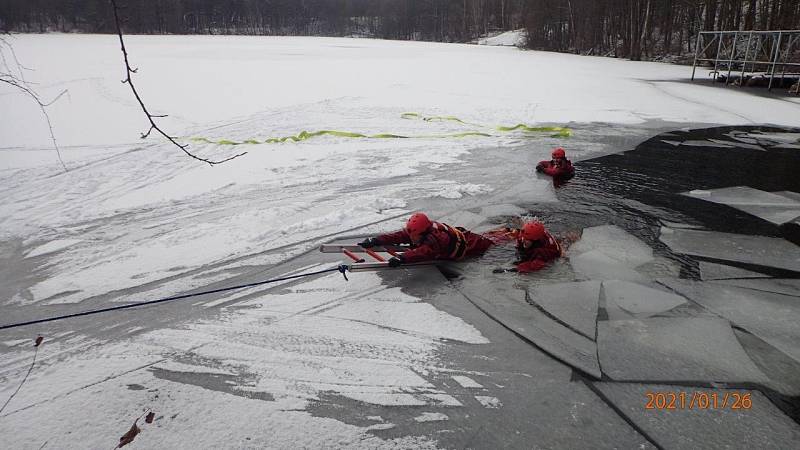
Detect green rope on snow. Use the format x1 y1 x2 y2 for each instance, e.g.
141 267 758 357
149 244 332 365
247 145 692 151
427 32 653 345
191 130 494 145
403 112 572 137
189 112 570 145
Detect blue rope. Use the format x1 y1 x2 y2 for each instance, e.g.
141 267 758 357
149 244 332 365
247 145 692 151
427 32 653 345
0 265 350 331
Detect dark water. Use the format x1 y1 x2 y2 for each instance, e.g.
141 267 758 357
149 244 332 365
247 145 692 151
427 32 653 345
519 125 800 278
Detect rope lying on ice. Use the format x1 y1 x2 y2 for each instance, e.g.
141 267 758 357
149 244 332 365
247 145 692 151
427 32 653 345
401 112 572 136
0 265 350 331
188 112 572 145
190 130 494 145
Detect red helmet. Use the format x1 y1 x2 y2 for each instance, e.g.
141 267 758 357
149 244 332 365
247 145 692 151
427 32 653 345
521 221 546 241
551 147 566 159
405 213 433 239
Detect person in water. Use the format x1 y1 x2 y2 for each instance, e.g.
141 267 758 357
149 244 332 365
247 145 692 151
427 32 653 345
536 147 575 179
484 220 563 273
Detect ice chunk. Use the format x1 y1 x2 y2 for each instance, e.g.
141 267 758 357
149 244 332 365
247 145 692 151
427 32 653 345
569 225 653 267
413 412 449 422
420 394 462 406
598 318 769 382
681 186 800 224
730 205 800 225
451 375 483 389
456 282 601 378
775 190 800 202
743 131 800 144
659 220 705 230
712 278 800 298
698 261 769 280
659 227 800 273
602 280 686 317
474 396 502 409
684 186 800 207
679 140 734 148
595 383 800 449
570 250 647 282
687 189 711 196
527 281 601 339
436 210 486 231
660 279 800 364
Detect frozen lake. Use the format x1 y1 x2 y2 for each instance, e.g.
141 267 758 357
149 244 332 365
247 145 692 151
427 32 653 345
1 35 800 448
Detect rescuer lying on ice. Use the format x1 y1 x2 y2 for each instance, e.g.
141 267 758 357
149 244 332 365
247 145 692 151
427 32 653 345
359 213 494 267
359 213 562 273
536 147 575 179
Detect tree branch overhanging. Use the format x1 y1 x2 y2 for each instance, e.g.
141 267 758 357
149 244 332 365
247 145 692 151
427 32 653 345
109 0 246 166
1 36 68 172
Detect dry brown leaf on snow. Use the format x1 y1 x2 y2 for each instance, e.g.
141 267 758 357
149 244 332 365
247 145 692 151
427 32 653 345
117 421 140 448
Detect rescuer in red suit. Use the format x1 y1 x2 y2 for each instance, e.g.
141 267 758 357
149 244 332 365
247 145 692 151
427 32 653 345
484 221 563 273
358 213 494 267
536 147 575 179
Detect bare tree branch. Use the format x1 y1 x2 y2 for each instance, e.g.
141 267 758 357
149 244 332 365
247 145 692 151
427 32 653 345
109 0 247 166
0 37 68 172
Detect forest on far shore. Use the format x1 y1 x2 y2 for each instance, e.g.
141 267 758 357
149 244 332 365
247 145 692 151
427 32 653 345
1 0 799 61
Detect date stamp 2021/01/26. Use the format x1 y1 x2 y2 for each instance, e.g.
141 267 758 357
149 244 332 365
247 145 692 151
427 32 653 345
645 391 752 410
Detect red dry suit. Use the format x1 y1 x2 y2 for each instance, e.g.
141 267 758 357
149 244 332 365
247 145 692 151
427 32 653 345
377 222 494 263
536 159 575 178
515 230 562 272
484 227 563 273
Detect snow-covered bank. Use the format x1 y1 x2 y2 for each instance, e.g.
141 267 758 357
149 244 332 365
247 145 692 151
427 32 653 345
2 34 799 151
475 29 526 47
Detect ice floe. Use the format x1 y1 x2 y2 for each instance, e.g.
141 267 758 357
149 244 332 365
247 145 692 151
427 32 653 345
598 317 769 382
683 186 800 225
659 279 800 364
596 383 800 449
527 281 601 339
602 280 686 317
659 227 800 273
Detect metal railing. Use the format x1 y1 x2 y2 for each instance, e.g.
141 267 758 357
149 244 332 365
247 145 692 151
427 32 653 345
691 30 800 93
